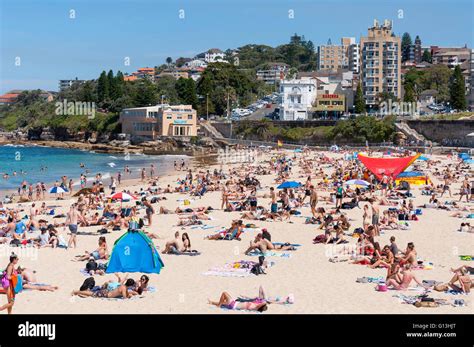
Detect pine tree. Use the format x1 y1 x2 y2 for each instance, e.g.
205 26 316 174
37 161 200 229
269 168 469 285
115 71 125 98
354 83 366 114
107 70 118 100
450 65 467 110
422 49 432 63
401 33 412 62
97 71 109 102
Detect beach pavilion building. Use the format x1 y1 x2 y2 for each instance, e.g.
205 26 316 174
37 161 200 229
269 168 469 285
119 104 197 140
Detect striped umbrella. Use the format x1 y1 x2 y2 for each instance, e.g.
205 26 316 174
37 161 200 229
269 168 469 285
110 192 137 201
49 186 68 194
344 179 369 188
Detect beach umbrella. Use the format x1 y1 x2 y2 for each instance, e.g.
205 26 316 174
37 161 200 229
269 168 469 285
466 132 474 137
277 181 302 189
49 186 68 194
344 179 369 188
110 192 137 201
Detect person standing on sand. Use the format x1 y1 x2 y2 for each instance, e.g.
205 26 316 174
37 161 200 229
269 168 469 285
2 253 19 315
65 204 85 249
221 182 229 210
141 168 146 181
117 171 122 186
68 179 73 195
143 198 155 227
309 185 318 218
381 174 389 197
150 164 155 178
370 199 380 236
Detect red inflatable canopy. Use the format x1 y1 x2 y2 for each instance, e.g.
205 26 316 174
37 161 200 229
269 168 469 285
357 154 420 180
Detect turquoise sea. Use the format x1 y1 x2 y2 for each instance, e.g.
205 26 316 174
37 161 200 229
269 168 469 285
0 145 189 191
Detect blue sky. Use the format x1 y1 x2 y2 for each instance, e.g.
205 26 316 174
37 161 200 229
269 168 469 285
1 0 473 93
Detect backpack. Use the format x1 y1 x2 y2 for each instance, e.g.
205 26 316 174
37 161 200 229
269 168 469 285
80 277 95 291
86 259 98 272
10 239 21 247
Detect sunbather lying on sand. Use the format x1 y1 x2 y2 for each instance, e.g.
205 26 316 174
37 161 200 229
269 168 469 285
435 266 474 293
244 233 296 255
237 285 294 305
15 266 58 291
74 236 108 261
208 291 268 312
72 274 138 299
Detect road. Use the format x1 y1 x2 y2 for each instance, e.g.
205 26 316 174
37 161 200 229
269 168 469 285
243 104 277 120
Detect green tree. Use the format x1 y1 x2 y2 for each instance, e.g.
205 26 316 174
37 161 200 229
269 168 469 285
176 78 198 109
134 79 157 106
97 71 109 102
449 65 467 110
403 83 415 103
420 64 452 102
107 70 119 100
166 57 173 66
401 32 412 62
422 49 432 63
354 83 366 114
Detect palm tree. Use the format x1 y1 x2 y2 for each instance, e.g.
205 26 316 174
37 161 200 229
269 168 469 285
255 120 271 141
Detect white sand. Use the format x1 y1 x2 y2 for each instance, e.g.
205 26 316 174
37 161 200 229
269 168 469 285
1 149 473 314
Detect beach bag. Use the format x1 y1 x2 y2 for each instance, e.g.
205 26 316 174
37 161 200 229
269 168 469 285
313 234 327 244
86 259 98 272
376 283 387 292
1 271 9 289
13 274 23 294
184 199 190 206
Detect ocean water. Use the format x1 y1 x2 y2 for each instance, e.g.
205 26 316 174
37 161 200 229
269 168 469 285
0 144 190 191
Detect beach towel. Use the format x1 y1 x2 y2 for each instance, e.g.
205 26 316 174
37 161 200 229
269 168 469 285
169 249 201 256
273 242 302 247
202 260 274 277
247 250 291 258
459 255 474 261
356 276 385 284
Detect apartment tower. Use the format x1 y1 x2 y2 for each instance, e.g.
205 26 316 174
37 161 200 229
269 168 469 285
360 19 401 106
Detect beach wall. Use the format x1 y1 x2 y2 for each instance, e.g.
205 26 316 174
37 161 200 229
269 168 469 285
406 120 474 147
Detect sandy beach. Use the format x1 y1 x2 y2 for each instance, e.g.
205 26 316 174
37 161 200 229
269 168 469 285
1 147 473 314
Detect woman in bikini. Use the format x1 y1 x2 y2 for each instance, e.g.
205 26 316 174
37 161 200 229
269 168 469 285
208 291 268 312
74 236 108 261
369 245 394 269
386 264 430 290
3 253 19 314
72 277 137 299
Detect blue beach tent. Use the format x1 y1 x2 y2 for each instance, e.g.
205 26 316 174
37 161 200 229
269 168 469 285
106 230 164 274
277 181 302 189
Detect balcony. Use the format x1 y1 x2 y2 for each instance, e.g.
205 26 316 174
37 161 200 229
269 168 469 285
384 82 397 88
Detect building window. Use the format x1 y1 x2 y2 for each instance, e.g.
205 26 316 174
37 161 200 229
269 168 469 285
188 115 193 120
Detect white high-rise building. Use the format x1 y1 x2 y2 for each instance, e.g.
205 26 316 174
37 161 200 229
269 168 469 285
279 77 318 120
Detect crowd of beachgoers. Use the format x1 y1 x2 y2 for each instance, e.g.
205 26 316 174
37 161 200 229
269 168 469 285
0 145 472 314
